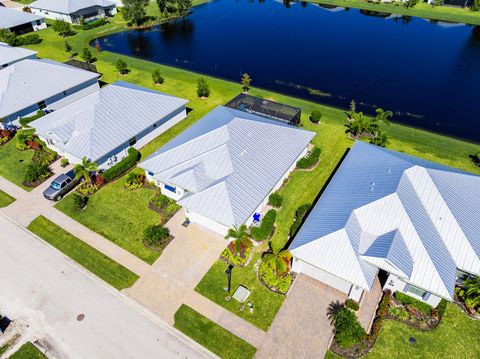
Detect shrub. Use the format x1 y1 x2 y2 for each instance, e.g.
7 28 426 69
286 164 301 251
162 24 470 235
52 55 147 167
267 192 283 208
310 110 322 123
258 261 292 293
472 0 480 10
64 40 72 53
82 18 107 30
76 182 99 196
24 162 50 183
32 148 57 166
289 203 311 236
61 158 69 166
124 172 145 190
222 238 253 266
102 147 140 182
19 110 44 128
389 306 409 320
296 147 321 169
143 225 170 247
345 298 359 311
17 33 41 45
332 308 366 349
150 193 171 208
250 209 276 241
152 68 164 84
72 193 88 210
434 299 448 318
394 291 433 315
164 202 180 217
116 58 129 75
81 47 93 63
197 77 210 98
52 19 75 37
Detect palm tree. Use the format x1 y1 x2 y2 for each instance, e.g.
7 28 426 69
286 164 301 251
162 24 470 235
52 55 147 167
370 131 389 148
374 108 392 127
327 301 345 326
225 224 249 241
262 242 292 277
74 157 98 185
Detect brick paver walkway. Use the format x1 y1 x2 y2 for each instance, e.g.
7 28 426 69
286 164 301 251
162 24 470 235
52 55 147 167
358 276 383 332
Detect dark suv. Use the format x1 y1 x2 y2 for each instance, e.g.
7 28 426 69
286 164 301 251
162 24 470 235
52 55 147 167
43 170 80 201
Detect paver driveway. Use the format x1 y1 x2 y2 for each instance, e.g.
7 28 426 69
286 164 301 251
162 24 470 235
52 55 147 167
256 274 347 359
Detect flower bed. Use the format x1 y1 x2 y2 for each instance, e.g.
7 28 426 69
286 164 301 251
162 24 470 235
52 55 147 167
257 261 292 294
221 238 254 267
148 192 181 224
0 129 15 146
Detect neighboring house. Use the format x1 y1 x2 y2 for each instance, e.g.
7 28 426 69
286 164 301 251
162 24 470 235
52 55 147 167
0 42 37 68
290 141 480 307
0 7 46 35
29 0 117 24
30 81 188 169
0 56 100 125
140 106 315 236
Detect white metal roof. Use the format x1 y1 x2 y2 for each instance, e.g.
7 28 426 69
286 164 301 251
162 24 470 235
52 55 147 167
140 106 315 228
0 7 44 29
30 81 188 162
291 141 480 300
29 0 115 14
0 43 37 67
0 58 100 119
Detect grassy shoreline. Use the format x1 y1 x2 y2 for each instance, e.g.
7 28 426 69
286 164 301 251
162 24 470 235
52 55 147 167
308 0 480 25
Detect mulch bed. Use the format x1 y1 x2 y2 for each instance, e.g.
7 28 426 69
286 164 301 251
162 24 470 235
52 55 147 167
142 235 174 253
256 268 294 295
23 172 53 188
453 299 480 320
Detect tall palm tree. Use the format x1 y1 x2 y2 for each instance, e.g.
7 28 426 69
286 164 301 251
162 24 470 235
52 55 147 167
74 157 98 185
262 242 292 277
225 224 249 241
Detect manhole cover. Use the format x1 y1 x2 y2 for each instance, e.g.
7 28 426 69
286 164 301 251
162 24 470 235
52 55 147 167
77 314 85 321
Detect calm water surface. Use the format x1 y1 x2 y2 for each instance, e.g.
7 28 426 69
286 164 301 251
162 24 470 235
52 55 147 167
98 0 480 142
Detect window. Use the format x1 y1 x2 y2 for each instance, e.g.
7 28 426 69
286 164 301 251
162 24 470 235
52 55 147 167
36 20 42 26
164 184 176 193
128 137 137 146
38 101 46 110
147 171 154 177
407 285 428 299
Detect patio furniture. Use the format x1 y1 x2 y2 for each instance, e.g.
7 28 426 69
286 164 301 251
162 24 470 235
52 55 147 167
233 285 251 303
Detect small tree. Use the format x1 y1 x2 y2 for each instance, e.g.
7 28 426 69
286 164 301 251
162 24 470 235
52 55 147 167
197 77 210 98
177 0 192 14
370 131 389 148
73 157 99 185
64 40 72 53
310 110 322 124
52 19 73 37
115 58 129 75
241 73 251 93
81 47 93 63
122 0 150 26
262 242 292 277
225 224 249 241
472 0 480 10
152 68 164 85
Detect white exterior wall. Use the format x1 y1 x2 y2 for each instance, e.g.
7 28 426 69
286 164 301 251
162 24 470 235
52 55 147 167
30 6 116 23
185 208 229 236
31 8 73 23
245 146 309 227
292 258 353 294
383 273 443 307
31 18 47 31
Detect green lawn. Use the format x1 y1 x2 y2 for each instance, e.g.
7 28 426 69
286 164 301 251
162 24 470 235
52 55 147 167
9 342 47 359
0 190 15 208
55 170 163 264
325 303 480 359
28 216 139 290
195 252 286 331
0 133 35 191
174 305 257 359
309 0 480 25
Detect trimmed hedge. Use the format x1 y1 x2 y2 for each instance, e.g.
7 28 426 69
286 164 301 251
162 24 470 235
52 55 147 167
267 192 283 208
394 291 433 315
289 203 311 236
81 18 107 30
103 147 140 183
250 209 276 242
296 147 321 169
310 110 322 123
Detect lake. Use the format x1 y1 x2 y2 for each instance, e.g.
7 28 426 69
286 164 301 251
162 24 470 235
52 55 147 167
97 0 480 142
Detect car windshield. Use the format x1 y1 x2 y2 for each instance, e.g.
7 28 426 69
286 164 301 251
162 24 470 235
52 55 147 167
50 181 62 190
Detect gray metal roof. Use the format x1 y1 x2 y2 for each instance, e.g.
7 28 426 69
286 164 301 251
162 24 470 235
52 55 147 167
291 141 480 299
140 106 315 228
30 81 188 162
29 0 115 14
0 7 44 29
0 58 100 119
0 42 37 67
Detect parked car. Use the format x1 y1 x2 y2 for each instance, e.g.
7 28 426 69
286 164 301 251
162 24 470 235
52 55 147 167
43 170 81 201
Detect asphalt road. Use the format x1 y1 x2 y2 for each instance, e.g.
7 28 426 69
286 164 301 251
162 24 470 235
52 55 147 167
0 213 214 359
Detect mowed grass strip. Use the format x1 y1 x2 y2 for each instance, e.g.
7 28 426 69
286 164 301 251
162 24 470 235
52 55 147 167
28 216 139 290
9 342 47 359
0 189 15 208
174 305 257 359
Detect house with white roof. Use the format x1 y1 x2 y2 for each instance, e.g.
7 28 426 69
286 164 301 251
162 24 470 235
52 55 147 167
140 106 315 236
29 0 117 24
290 141 480 307
0 42 37 68
30 81 188 168
0 56 100 126
0 7 46 35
